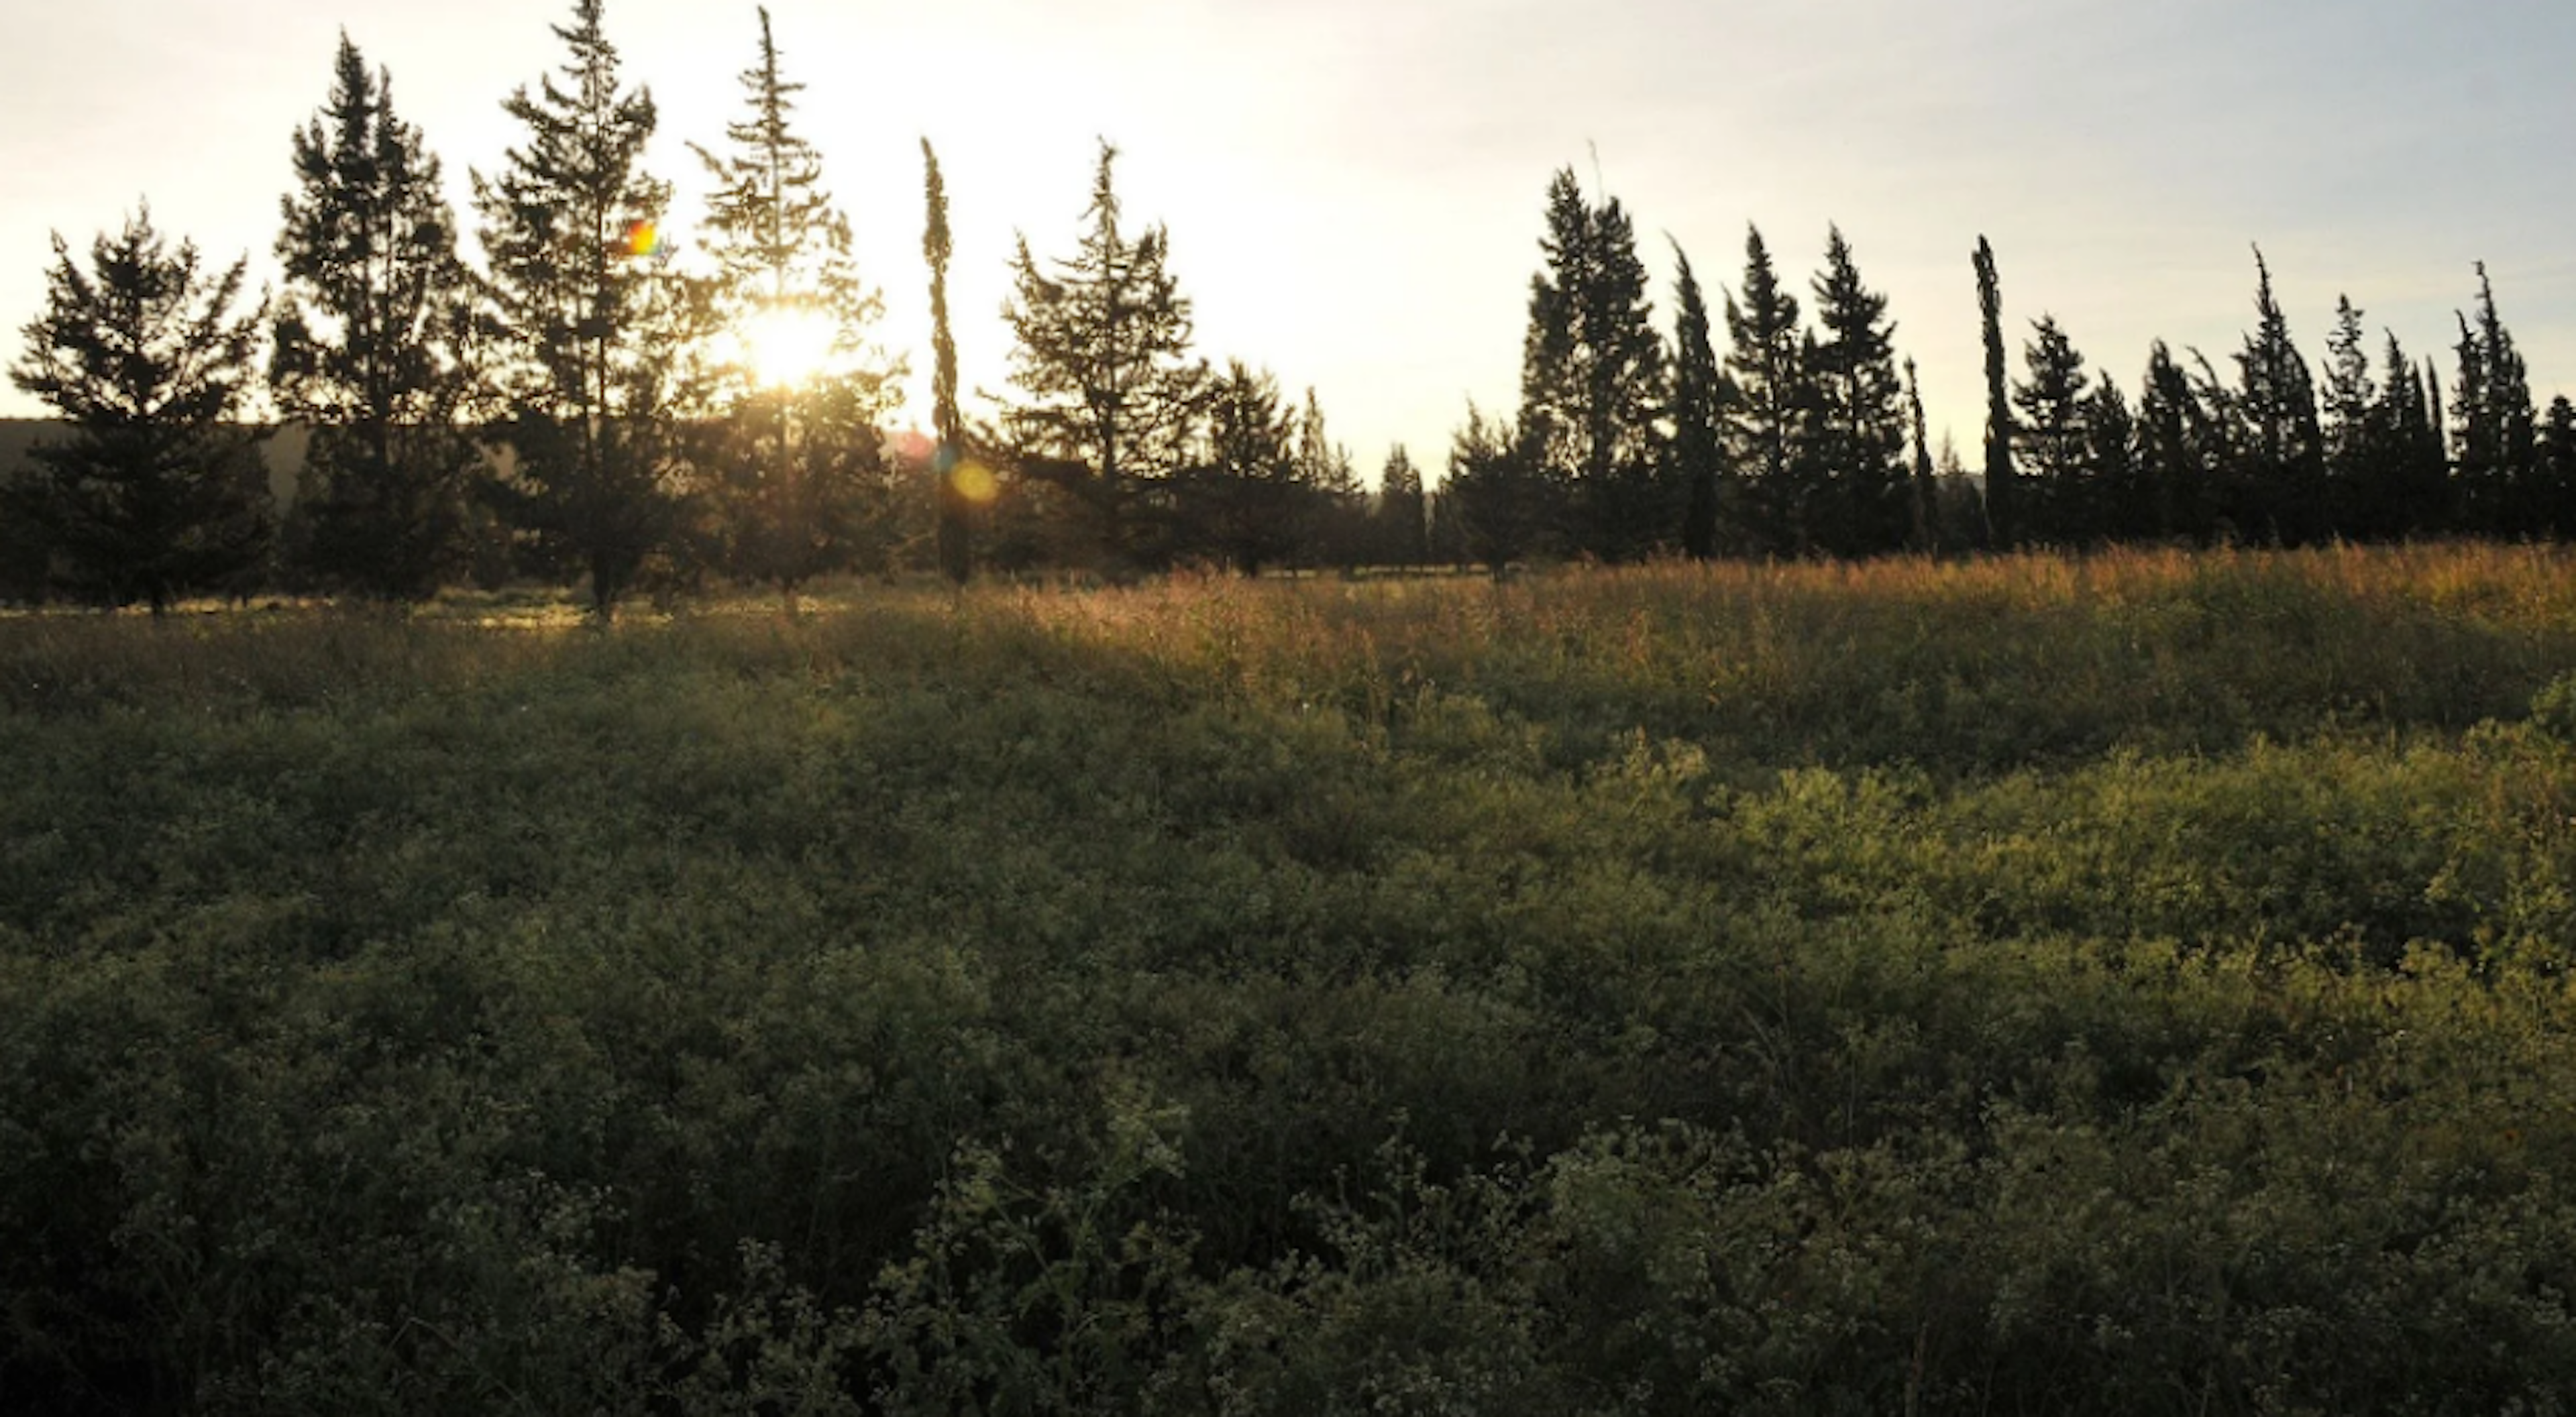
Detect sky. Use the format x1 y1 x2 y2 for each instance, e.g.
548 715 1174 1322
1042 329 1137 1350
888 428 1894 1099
4 0 2574 488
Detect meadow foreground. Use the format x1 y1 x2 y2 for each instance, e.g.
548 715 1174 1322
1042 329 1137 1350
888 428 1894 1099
9 545 2576 1413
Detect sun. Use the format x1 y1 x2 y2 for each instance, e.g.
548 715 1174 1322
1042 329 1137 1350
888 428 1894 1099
739 303 839 388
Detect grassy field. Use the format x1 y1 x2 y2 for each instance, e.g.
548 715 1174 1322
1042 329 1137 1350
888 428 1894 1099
11 544 2576 1413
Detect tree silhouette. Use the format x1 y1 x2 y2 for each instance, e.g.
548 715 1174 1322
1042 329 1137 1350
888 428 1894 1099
1516 169 1668 560
2011 315 2091 545
7 207 271 612
1806 226 1908 556
924 139 972 585
271 33 484 602
1974 236 2017 549
690 5 897 612
472 0 692 620
1668 241 1728 560
1723 225 1803 555
1375 445 1429 566
1002 142 1205 574
2451 264 2535 536
2229 249 2326 544
1446 403 1545 571
1904 357 1937 551
1177 359 1301 575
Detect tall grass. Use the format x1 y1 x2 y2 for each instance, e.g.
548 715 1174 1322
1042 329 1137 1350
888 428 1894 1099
9 543 2576 1412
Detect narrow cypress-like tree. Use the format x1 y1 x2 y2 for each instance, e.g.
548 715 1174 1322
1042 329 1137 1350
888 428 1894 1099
1001 141 1205 573
1806 226 1909 556
691 6 896 612
1904 357 1937 551
1974 236 2017 549
924 138 971 585
1668 242 1727 559
271 33 483 601
1724 225 1803 554
7 207 272 612
472 0 688 620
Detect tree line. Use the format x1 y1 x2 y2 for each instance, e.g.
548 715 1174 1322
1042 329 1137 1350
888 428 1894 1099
1449 171 2574 568
4 0 2568 614
0 2 1411 617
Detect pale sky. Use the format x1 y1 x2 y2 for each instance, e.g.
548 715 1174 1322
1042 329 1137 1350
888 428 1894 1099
5 0 2573 487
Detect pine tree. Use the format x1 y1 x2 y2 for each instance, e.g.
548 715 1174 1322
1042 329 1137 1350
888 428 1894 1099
1974 236 2019 549
7 207 271 611
2318 294 2375 539
2136 341 2203 542
1446 403 1544 571
1723 225 1803 555
2370 333 2447 538
1668 241 1727 560
690 6 897 610
2084 381 2138 547
2537 396 2576 539
2230 249 2326 544
1805 226 1909 556
472 0 690 620
2452 264 2536 535
924 139 971 585
271 34 483 602
1293 387 1365 567
2010 315 2090 544
1177 359 1299 575
1375 445 1428 565
1001 141 1205 573
1516 169 1667 560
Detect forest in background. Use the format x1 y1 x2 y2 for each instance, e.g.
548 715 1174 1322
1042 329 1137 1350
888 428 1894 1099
4 0 2573 620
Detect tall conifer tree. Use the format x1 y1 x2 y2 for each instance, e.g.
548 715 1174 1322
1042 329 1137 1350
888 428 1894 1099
690 7 896 610
1668 242 1727 559
472 0 688 619
1001 141 1204 572
924 139 971 585
2230 249 2326 544
271 34 483 601
1806 226 1908 555
2010 315 2091 544
1516 169 1666 559
7 208 272 611
1375 445 1428 565
2452 264 2536 534
1724 225 1803 554
1974 236 2017 549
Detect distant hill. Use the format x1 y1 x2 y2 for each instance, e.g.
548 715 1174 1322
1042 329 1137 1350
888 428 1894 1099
0 418 309 506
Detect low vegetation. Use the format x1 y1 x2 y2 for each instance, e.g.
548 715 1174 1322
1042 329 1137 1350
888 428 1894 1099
11 543 2576 1412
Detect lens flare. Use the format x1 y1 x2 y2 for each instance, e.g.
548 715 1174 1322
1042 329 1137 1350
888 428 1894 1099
616 220 661 258
952 460 999 504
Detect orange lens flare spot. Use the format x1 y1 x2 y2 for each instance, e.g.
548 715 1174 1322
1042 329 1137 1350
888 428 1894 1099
952 461 998 505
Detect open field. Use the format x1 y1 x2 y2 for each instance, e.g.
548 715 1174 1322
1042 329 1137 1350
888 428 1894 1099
13 544 2576 1412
